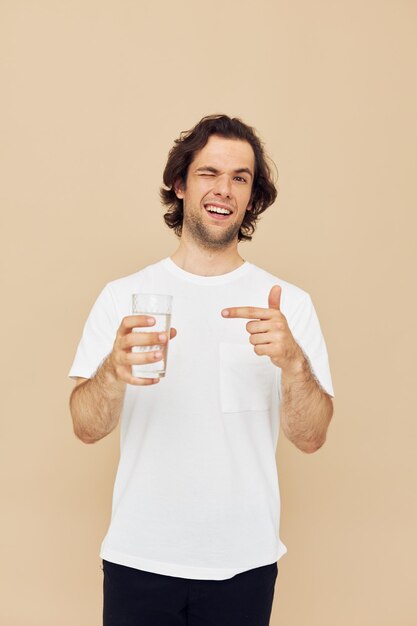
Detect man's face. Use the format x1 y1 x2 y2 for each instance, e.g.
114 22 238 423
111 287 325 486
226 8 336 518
175 135 255 250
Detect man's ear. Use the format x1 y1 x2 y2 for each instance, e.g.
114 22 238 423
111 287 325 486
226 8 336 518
174 179 185 199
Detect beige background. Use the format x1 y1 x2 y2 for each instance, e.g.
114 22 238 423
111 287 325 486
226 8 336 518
1 1 416 624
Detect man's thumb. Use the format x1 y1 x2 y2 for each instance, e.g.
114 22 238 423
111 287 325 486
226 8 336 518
268 284 281 310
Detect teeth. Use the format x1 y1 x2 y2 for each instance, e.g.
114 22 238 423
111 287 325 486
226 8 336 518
206 205 231 215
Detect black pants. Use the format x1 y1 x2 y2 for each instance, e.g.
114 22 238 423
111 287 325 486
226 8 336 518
103 560 278 626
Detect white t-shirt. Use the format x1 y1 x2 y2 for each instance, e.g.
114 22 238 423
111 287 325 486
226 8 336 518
69 258 334 580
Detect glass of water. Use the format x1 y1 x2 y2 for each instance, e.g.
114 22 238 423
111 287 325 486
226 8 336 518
131 293 173 379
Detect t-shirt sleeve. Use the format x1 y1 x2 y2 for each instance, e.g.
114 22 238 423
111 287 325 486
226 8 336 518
288 293 334 397
68 283 120 379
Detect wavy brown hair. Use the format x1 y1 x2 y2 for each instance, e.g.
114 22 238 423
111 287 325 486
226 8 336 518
160 114 278 242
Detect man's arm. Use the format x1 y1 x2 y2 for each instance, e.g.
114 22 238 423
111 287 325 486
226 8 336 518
222 284 333 454
69 315 176 444
280 351 333 453
70 359 127 444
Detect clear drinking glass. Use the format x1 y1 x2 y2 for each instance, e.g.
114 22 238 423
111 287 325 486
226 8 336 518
131 293 173 378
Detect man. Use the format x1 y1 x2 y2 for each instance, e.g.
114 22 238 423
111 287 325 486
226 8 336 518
69 114 334 626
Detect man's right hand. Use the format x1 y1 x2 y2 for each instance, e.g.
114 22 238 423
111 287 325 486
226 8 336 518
108 315 177 386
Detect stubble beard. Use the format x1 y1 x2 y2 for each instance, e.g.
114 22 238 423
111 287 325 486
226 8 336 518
183 209 244 251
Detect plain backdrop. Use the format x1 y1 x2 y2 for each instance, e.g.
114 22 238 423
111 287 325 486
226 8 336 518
1 1 416 625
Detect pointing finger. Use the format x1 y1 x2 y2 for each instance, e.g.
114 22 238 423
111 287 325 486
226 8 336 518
221 306 273 320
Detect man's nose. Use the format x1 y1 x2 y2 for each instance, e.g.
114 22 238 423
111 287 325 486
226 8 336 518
212 174 232 197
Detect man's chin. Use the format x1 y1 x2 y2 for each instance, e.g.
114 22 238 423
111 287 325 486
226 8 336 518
199 232 239 250
185 222 241 249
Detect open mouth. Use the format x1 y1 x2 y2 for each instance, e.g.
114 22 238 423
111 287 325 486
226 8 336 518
204 204 233 221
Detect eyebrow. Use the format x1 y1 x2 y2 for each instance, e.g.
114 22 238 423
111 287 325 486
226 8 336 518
195 166 253 178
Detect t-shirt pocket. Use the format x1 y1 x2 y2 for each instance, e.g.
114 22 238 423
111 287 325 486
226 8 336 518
219 342 275 413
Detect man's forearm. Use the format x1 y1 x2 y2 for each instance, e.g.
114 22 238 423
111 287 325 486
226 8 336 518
70 356 127 444
280 352 333 454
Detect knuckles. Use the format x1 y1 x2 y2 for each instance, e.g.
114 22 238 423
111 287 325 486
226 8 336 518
124 333 140 348
120 315 151 333
121 317 131 330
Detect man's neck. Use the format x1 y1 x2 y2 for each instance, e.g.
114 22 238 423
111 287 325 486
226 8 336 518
170 239 245 277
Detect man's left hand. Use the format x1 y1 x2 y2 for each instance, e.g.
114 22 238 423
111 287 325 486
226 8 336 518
221 285 305 375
